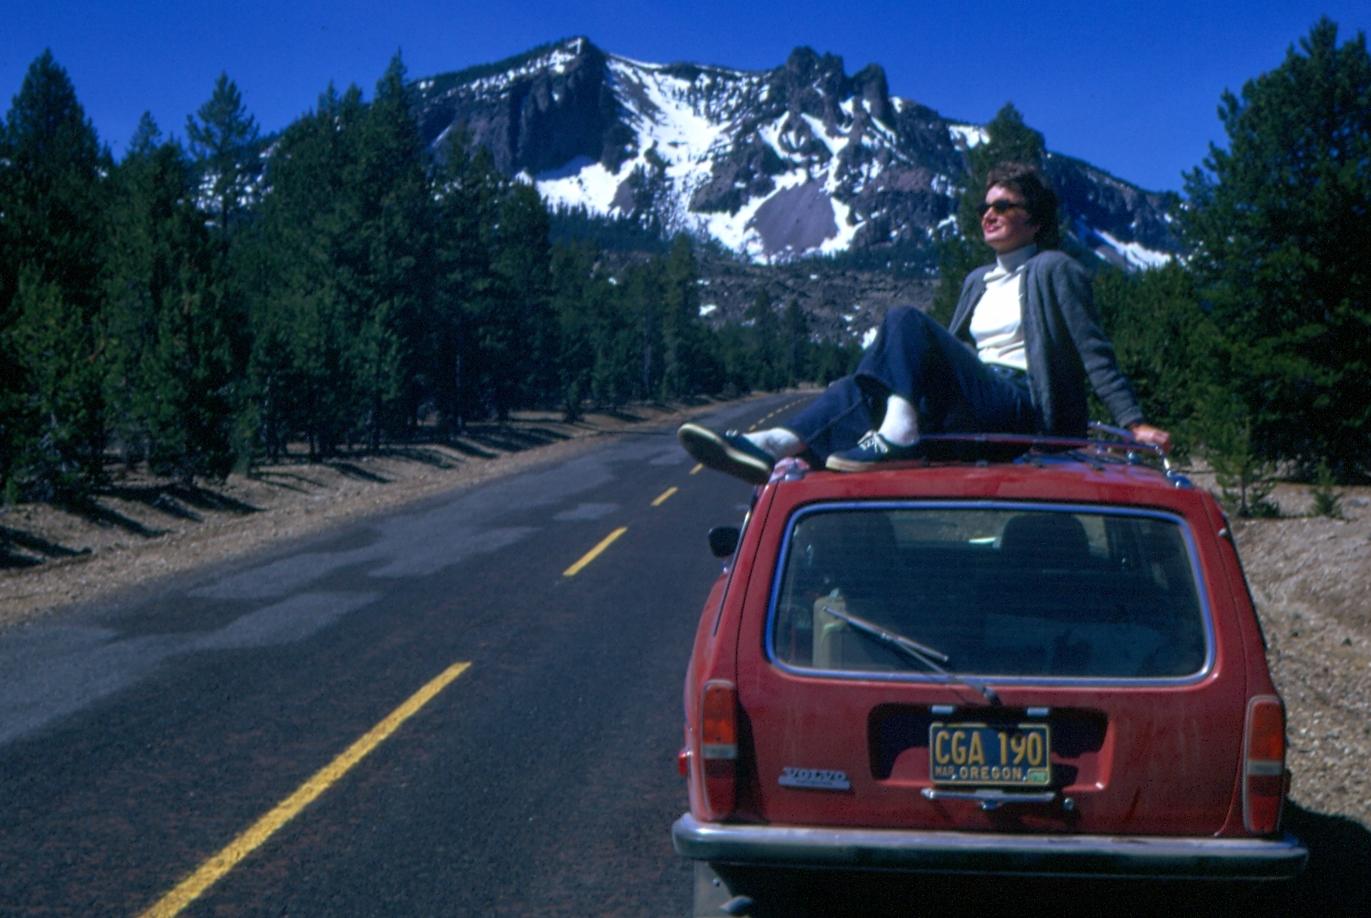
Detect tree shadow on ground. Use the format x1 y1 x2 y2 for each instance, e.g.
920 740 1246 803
248 469 325 492
162 483 258 515
443 440 499 460
460 425 569 454
596 408 647 423
48 480 264 540
0 526 90 570
57 496 167 538
324 461 390 484
245 423 576 470
375 445 459 468
100 482 260 522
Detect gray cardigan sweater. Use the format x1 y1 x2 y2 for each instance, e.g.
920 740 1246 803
948 250 1144 436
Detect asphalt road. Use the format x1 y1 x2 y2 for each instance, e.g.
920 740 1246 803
0 395 802 916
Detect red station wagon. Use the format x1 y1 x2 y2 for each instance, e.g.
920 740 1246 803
673 434 1307 916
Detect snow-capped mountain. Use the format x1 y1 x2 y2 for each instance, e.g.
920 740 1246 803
414 37 1178 268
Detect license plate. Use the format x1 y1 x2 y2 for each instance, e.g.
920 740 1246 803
929 722 1051 787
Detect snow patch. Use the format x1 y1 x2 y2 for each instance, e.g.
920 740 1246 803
948 124 987 148
818 194 861 255
931 173 958 196
536 159 624 213
1092 228 1173 270
464 46 584 98
801 113 846 158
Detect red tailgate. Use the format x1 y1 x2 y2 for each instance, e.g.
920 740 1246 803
730 471 1250 837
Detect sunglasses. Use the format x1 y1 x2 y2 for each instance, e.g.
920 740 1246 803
979 199 1027 216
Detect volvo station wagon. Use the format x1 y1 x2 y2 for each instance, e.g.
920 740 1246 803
673 434 1306 916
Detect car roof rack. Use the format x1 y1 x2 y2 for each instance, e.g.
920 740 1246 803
862 424 1189 486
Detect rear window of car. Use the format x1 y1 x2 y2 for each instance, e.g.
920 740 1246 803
768 503 1210 681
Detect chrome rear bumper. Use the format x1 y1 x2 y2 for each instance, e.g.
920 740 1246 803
672 813 1307 881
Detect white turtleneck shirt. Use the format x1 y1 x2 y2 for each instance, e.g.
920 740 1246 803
967 243 1037 372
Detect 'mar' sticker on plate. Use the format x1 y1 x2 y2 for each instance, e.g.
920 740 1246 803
779 767 851 790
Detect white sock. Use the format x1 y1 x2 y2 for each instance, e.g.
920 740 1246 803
877 394 920 445
744 428 804 458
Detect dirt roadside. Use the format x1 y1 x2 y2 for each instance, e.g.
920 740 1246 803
1224 483 1371 830
2 407 1368 841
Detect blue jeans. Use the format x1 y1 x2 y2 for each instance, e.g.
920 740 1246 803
785 307 1040 462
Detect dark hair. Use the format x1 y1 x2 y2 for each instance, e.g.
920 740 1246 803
985 162 1060 249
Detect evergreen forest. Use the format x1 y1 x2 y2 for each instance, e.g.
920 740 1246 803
2 18 1369 509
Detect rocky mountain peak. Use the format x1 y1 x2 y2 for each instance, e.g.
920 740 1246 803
413 39 1179 269
780 46 847 94
850 63 892 124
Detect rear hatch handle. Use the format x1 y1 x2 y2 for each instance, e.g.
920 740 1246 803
921 787 1071 812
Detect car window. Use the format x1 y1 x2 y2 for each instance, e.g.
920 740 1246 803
769 504 1208 680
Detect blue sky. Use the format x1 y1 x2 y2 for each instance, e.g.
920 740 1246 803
4 1 1367 192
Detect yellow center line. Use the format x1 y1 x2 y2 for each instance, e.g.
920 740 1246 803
689 463 703 475
139 661 472 918
651 486 679 507
562 526 629 577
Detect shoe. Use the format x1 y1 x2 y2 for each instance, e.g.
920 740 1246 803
677 423 775 485
824 431 922 472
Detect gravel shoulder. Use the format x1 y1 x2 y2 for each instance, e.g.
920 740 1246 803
1226 483 1371 830
2 416 1368 840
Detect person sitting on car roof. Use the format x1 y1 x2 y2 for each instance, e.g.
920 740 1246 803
678 162 1172 483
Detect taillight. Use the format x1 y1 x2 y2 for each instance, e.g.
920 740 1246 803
1243 696 1286 834
700 680 738 818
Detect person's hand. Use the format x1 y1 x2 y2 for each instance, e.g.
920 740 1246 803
1129 423 1172 454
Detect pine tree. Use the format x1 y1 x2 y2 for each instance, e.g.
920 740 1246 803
186 73 261 462
103 115 237 481
744 289 784 391
431 137 504 432
353 53 433 443
490 181 553 414
547 242 603 418
810 337 862 385
782 298 809 386
712 322 753 398
102 115 163 464
8 275 107 497
1202 395 1279 518
658 235 711 399
0 51 110 496
623 260 662 400
1181 18 1371 475
186 73 261 240
243 84 368 458
930 104 1047 325
581 258 660 408
1091 263 1220 450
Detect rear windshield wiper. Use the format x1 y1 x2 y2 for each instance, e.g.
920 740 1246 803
820 603 1001 705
